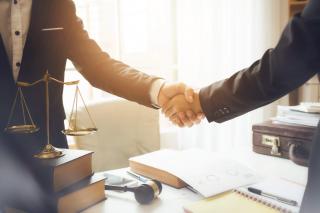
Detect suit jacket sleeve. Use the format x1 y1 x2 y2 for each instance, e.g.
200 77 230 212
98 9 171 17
63 0 160 107
199 14 320 123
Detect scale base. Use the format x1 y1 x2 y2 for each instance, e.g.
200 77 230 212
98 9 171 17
34 144 64 159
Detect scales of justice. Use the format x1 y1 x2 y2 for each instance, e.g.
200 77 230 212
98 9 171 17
4 71 98 159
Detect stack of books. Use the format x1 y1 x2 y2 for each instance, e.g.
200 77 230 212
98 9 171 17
272 103 320 127
7 149 106 213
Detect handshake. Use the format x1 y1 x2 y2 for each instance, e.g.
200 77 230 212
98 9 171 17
158 82 204 127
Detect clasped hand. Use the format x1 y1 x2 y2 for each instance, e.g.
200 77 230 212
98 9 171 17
158 82 204 127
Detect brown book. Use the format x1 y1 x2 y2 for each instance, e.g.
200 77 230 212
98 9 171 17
5 174 106 213
56 174 106 213
129 156 187 189
37 149 93 192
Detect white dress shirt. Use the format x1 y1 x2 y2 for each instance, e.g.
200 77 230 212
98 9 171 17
0 0 163 105
0 0 32 82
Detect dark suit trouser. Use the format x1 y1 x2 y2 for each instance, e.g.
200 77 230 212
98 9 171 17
300 122 320 213
299 1 320 211
302 0 320 20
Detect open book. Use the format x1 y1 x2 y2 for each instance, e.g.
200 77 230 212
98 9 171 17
129 149 261 197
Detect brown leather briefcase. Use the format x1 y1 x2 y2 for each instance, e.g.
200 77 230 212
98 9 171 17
252 121 317 167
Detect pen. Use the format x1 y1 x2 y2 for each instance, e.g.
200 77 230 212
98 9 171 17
127 170 199 195
126 170 148 183
186 185 199 194
248 187 298 206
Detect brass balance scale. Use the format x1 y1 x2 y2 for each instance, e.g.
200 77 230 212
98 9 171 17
4 71 97 159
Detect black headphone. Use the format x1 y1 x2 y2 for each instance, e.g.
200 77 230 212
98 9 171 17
105 179 162 204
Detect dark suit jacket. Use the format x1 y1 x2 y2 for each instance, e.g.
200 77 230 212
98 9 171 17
0 0 159 158
199 1 320 212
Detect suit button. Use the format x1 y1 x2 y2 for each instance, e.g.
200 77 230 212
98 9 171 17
15 31 20 36
16 62 21 67
219 109 225 115
214 111 221 117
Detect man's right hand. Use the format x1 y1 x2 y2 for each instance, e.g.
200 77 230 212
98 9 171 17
161 89 204 127
158 83 204 127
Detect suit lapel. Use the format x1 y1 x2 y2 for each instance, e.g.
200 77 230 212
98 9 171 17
0 35 15 84
0 35 11 71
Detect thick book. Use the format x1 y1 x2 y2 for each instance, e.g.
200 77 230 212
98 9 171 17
5 174 106 213
129 150 187 189
56 174 106 213
129 159 186 188
36 149 93 192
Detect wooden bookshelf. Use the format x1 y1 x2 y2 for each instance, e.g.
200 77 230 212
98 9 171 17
289 0 308 17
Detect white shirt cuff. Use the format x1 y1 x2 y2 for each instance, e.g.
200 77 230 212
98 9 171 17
149 79 165 107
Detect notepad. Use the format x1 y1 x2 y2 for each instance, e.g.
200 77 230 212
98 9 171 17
184 191 278 213
184 178 305 213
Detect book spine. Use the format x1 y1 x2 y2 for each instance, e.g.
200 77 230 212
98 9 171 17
34 165 55 193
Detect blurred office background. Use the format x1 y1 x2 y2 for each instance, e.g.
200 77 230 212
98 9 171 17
64 0 293 154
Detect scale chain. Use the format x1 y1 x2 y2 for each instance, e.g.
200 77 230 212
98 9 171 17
68 84 78 131
19 88 27 125
20 88 36 126
6 87 21 128
77 85 97 129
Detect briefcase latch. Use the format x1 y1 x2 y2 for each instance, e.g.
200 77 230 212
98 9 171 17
262 135 281 156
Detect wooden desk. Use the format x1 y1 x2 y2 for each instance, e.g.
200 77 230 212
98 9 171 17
84 151 308 213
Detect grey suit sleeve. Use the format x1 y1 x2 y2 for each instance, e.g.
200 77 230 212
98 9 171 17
199 14 320 123
64 0 160 108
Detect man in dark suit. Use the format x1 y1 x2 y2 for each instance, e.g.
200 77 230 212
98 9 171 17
0 0 197 211
0 0 195 158
163 0 320 212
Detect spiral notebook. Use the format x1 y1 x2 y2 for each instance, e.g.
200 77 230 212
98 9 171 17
184 178 305 213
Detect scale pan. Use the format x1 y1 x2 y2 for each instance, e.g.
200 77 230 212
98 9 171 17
5 125 40 134
62 128 98 136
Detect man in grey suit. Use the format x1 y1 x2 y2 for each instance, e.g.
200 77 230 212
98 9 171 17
164 0 320 212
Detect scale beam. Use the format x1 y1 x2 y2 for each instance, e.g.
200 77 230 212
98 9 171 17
17 75 79 88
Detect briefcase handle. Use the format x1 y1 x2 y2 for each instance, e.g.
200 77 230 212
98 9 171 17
288 143 309 167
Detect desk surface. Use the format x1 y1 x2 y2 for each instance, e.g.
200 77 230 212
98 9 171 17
84 151 308 213
83 169 202 213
